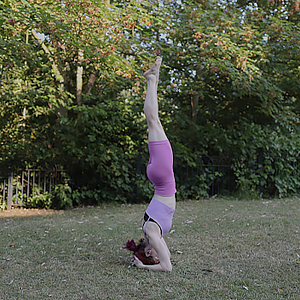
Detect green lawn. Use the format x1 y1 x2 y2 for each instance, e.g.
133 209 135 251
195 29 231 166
1 197 300 299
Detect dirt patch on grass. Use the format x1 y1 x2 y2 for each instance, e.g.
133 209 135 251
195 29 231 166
0 207 61 218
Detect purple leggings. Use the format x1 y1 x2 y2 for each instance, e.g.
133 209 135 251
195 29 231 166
146 139 176 197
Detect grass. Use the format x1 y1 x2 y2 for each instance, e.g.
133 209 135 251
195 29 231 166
0 197 300 300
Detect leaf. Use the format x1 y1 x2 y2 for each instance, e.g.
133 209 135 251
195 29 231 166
202 269 213 273
278 288 284 295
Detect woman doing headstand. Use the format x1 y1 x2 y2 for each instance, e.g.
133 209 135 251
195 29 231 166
124 57 176 272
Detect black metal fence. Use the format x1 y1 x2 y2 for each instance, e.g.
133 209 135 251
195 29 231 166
174 155 235 197
135 154 235 197
0 155 236 210
0 168 69 211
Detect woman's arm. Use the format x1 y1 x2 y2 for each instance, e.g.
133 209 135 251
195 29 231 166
132 254 172 271
132 229 172 271
161 237 171 258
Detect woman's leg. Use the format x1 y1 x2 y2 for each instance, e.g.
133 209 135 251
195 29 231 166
143 57 167 142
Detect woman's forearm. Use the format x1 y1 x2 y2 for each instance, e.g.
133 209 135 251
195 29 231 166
140 262 172 272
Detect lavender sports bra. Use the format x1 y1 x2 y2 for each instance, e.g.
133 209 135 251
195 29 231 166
143 198 175 237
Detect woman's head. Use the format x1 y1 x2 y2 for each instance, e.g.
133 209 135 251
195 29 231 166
124 238 159 265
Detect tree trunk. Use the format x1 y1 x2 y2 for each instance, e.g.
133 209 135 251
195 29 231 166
85 72 96 95
32 29 66 117
191 66 202 123
76 49 84 106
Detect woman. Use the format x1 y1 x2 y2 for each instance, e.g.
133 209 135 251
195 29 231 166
125 57 176 272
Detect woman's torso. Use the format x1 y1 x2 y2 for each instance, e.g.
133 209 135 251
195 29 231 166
153 193 176 210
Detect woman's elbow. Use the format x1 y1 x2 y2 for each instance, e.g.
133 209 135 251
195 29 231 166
165 265 172 272
161 263 172 272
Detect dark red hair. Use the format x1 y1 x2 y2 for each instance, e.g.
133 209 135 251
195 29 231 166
123 239 158 265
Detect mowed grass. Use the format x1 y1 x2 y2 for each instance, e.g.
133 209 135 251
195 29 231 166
0 197 300 300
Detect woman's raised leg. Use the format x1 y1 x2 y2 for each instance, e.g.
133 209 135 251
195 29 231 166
143 57 167 142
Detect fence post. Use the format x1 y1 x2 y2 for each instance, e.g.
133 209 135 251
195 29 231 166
7 169 13 211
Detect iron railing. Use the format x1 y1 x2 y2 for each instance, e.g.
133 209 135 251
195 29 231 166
0 168 69 210
1 155 236 210
134 154 235 198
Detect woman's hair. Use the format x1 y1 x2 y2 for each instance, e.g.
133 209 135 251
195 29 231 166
123 238 158 265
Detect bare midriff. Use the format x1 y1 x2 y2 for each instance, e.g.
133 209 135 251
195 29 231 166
153 193 176 210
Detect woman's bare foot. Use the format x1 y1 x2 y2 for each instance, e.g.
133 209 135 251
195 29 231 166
143 57 161 85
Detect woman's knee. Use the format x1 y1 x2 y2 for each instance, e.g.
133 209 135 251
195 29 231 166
147 117 162 130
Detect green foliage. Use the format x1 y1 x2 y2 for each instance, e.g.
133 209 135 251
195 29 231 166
69 188 103 206
153 0 300 198
230 122 300 198
53 99 146 202
51 184 73 209
27 186 106 209
25 184 72 209
135 174 154 202
176 174 209 201
1 0 300 207
30 192 53 209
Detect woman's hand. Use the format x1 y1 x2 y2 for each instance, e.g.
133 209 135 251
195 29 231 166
131 255 144 268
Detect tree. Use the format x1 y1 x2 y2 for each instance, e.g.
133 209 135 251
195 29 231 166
1 0 300 201
0 0 156 164
137 0 300 196
0 0 161 202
